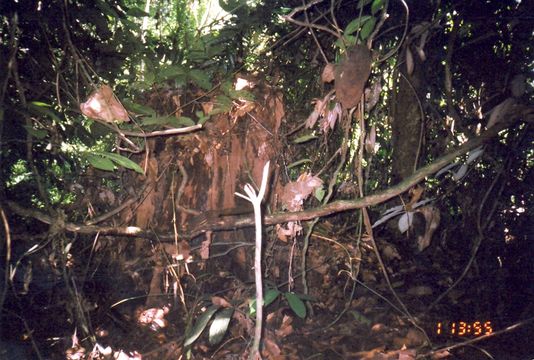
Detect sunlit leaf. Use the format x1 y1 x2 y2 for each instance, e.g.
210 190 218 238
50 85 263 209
208 307 234 345
184 305 220 347
88 155 116 171
95 152 143 174
284 292 306 319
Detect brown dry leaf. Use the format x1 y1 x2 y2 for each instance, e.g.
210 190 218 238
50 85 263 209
321 63 335 83
365 124 376 154
172 94 182 118
262 332 282 358
80 84 129 123
275 315 294 338
416 206 441 251
211 296 232 308
200 233 212 259
276 221 302 242
407 285 433 296
431 349 452 359
321 102 342 133
233 100 256 118
382 243 401 261
398 348 417 360
406 185 424 211
280 173 323 211
201 101 213 115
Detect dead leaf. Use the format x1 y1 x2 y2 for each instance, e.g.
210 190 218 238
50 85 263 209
279 173 323 212
406 185 424 211
365 124 376 154
407 285 433 296
80 84 129 123
211 296 232 308
415 206 441 252
321 63 335 83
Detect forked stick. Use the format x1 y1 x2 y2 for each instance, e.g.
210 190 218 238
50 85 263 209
235 161 270 360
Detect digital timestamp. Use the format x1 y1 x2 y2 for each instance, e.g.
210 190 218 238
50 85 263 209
435 321 493 337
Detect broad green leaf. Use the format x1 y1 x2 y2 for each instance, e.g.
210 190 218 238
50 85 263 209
142 116 175 126
284 292 306 319
208 307 234 345
173 116 196 127
249 288 281 315
371 0 385 15
184 305 220 347
88 155 116 171
264 289 281 307
189 69 212 90
293 134 317 144
315 186 325 202
122 100 156 116
126 7 149 17
344 16 371 35
287 159 312 169
360 17 377 40
97 152 144 174
23 125 48 139
95 0 119 18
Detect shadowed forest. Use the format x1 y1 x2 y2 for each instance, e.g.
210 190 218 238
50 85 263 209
0 0 533 359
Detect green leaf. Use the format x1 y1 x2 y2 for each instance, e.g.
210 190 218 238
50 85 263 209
371 0 385 15
208 307 234 345
94 152 143 174
189 69 212 90
88 155 116 171
142 116 175 126
360 17 377 40
315 186 325 202
287 159 312 169
293 134 317 144
184 305 220 347
249 288 281 315
344 16 371 36
23 125 48 139
122 100 156 116
173 116 196 127
264 289 281 307
284 292 306 319
126 7 149 17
